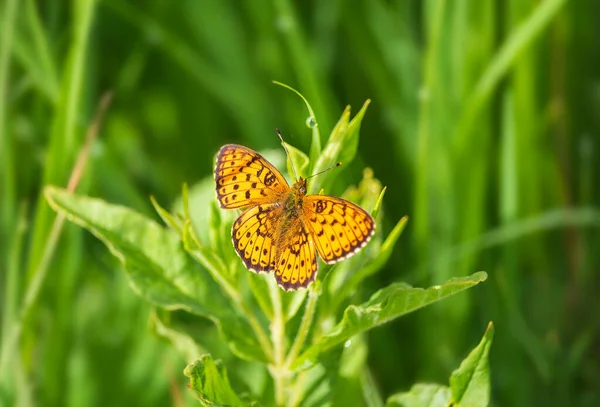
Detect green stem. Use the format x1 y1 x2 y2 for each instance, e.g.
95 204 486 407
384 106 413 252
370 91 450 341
286 370 308 407
285 285 319 367
284 286 319 407
268 280 287 406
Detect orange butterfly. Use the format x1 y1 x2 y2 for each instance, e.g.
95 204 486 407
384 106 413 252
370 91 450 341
214 142 375 290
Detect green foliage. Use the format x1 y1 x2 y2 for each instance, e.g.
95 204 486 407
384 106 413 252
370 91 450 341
386 323 494 407
1 1 598 406
185 355 253 407
450 322 494 406
294 272 487 370
44 186 268 363
43 101 486 405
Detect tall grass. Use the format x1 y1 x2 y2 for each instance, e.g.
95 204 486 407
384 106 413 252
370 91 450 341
1 0 598 406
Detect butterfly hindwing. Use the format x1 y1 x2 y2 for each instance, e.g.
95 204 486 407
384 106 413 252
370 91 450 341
274 222 318 290
232 203 282 273
215 144 289 209
302 195 375 264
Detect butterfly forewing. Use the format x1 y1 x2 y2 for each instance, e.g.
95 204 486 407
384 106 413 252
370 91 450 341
215 144 289 209
302 196 375 264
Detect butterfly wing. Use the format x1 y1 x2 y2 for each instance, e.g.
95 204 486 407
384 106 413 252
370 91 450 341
274 221 318 290
215 144 289 209
232 203 282 273
303 195 375 264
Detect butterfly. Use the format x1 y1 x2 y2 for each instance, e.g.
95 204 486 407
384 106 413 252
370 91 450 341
214 143 375 290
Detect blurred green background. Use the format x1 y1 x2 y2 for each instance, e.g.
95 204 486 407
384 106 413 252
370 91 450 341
1 0 599 406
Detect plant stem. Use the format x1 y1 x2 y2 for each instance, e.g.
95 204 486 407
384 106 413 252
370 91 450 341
285 285 318 367
268 280 287 406
284 286 319 407
286 370 307 407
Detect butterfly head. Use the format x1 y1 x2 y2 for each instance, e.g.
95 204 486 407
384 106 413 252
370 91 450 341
292 177 308 196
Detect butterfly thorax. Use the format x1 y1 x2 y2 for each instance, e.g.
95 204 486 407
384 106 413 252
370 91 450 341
282 178 307 220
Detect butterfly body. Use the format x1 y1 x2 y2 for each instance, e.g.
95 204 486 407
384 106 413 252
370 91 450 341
281 178 306 219
215 144 375 290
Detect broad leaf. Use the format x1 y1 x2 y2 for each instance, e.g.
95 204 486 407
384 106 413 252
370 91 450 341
450 322 494 407
185 354 255 406
293 272 488 369
45 186 268 362
386 384 451 407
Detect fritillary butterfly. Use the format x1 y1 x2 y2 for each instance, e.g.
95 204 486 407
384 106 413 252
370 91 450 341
214 143 375 290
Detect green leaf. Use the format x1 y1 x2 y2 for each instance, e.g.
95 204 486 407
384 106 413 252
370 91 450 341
282 288 308 321
293 272 488 370
309 106 349 193
386 384 451 407
246 272 274 320
172 177 218 246
150 195 183 235
371 186 387 220
283 141 310 180
450 322 494 407
184 354 248 406
45 186 268 363
310 100 370 193
341 99 371 165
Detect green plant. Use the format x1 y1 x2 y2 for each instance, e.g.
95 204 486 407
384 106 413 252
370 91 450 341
45 92 489 406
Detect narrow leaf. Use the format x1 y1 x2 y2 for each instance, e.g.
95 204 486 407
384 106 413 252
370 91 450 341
340 99 371 165
309 106 350 193
371 186 387 219
294 272 488 370
450 322 494 407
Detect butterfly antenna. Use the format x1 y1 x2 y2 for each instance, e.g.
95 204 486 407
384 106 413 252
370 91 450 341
276 128 298 180
306 162 342 180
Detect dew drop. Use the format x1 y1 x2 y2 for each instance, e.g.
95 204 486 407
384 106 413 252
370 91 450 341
305 116 318 128
344 339 352 348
